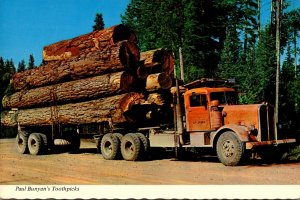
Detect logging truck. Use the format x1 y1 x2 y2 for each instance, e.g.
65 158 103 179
9 78 296 166
1 24 296 166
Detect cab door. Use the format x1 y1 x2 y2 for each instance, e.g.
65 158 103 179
185 93 211 131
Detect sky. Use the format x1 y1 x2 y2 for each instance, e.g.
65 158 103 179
0 0 299 67
0 0 130 66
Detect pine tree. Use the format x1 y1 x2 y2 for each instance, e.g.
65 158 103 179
217 25 241 79
28 54 35 69
122 0 227 81
93 13 105 31
255 27 276 104
17 59 26 72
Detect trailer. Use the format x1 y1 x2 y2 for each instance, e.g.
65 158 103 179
5 78 295 166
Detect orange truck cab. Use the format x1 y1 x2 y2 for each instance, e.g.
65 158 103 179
149 78 296 166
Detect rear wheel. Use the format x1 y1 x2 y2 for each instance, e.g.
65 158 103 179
135 133 150 159
113 133 123 159
16 131 29 154
121 133 141 161
216 131 245 166
101 134 120 160
28 133 44 155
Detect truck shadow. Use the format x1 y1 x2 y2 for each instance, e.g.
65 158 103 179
149 148 300 165
49 147 98 154
244 158 300 166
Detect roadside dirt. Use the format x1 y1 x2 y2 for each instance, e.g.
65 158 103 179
0 138 299 185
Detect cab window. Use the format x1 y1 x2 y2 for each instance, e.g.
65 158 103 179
210 91 238 105
190 94 207 107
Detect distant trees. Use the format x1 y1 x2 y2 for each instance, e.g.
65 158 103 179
28 54 35 70
93 13 105 31
0 54 37 101
17 59 26 72
0 57 15 102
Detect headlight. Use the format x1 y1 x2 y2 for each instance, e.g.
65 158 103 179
248 124 258 136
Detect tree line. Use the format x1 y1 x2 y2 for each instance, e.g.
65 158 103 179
0 54 35 101
121 0 300 131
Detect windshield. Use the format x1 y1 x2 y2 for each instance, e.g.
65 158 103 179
210 92 238 105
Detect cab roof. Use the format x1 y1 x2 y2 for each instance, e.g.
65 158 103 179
185 87 235 95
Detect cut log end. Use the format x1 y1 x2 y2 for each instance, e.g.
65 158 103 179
113 24 137 44
146 73 172 91
157 73 172 89
110 71 136 92
119 41 140 72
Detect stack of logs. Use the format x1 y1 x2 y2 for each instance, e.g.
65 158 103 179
1 24 175 127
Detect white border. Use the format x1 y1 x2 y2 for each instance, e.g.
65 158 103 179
1 185 300 199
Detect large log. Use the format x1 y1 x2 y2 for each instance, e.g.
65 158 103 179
1 93 145 127
145 73 172 91
12 41 139 91
146 93 165 106
3 71 135 109
140 48 174 75
43 24 137 62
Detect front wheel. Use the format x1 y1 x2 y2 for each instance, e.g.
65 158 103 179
216 131 245 166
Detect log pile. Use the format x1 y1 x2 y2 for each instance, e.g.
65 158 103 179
1 24 175 128
12 41 139 91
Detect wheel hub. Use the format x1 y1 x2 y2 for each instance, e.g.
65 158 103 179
222 140 235 157
104 141 112 154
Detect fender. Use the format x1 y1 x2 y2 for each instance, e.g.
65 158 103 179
212 124 249 146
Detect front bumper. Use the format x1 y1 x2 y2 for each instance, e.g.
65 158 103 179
246 138 296 149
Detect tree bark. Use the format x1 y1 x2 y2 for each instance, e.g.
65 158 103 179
146 93 166 106
145 73 172 91
12 41 139 91
3 71 135 109
43 24 137 62
1 93 145 127
140 48 174 75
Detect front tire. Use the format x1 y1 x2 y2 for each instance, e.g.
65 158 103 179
216 131 245 166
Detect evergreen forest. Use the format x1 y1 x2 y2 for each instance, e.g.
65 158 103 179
121 0 300 132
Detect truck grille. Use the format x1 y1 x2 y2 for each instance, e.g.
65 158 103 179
259 104 275 141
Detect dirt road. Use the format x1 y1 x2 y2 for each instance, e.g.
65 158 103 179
0 138 299 185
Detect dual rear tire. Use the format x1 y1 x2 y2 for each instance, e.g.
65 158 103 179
16 132 48 155
16 131 80 155
100 133 149 161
